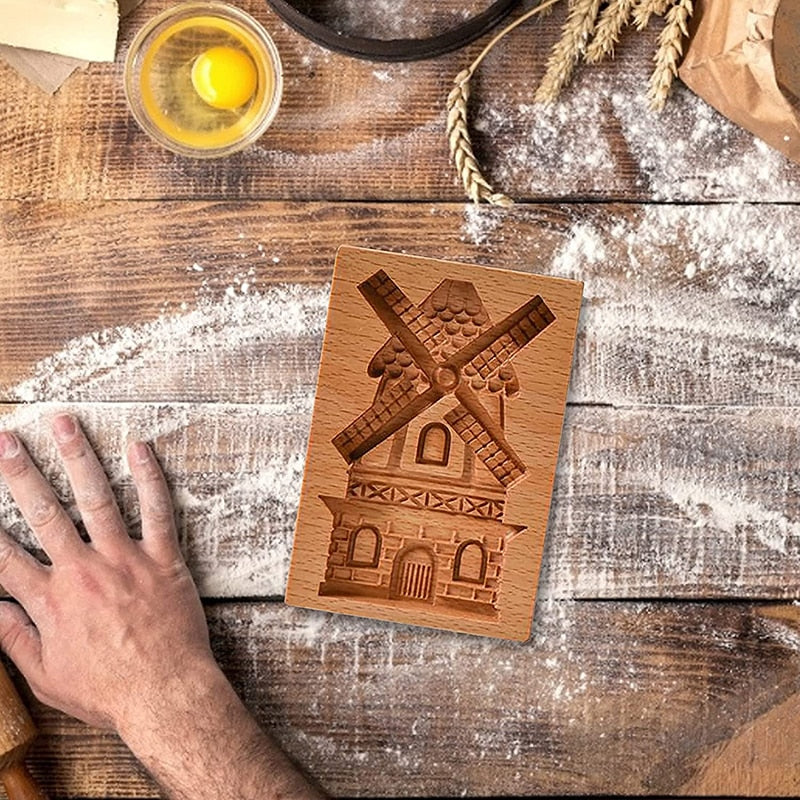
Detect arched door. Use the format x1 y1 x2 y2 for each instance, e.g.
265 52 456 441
390 546 435 602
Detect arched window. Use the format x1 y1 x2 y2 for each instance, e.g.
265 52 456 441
453 540 487 584
415 422 451 466
346 525 381 568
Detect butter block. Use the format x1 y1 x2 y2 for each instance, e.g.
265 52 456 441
0 0 119 62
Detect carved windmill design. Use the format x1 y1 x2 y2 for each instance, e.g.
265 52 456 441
319 269 556 617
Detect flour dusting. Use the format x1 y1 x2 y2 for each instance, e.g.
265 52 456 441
472 70 800 201
13 283 329 403
541 407 800 599
320 0 486 38
663 477 799 558
461 201 800 406
222 599 777 797
2 281 331 597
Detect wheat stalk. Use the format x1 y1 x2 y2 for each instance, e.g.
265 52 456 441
446 0 563 205
535 0 602 103
445 0 691 203
447 69 513 206
585 0 637 63
648 0 692 110
632 0 673 30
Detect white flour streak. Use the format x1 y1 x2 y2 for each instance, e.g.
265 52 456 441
612 87 798 201
475 78 617 195
252 119 443 171
2 283 330 597
176 447 310 597
547 205 800 349
461 202 800 405
14 284 330 403
469 70 800 202
461 205 506 246
663 477 799 557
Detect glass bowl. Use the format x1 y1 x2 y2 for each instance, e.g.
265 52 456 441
124 1 283 158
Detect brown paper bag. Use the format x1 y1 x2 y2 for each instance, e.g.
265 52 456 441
678 0 800 165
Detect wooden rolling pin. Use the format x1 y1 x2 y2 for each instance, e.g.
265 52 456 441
0 662 46 800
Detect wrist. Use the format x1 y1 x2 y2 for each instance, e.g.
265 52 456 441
114 654 326 800
114 655 233 753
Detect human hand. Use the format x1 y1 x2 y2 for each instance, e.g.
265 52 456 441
0 414 217 731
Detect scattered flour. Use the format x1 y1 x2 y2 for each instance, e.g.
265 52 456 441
244 599 772 797
663 477 800 558
545 203 800 290
1 281 331 597
541 405 800 599
252 118 444 169
461 201 800 406
320 0 485 38
548 205 800 373
461 204 507 246
471 69 800 202
13 283 330 403
474 83 617 195
611 86 797 201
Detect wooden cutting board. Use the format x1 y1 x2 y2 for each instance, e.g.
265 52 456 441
285 246 583 641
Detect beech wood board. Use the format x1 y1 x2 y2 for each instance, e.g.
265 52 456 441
0 0 798 795
285 247 581 639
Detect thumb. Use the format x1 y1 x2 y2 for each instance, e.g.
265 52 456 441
0 601 43 680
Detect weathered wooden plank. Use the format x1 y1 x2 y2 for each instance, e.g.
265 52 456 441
16 601 800 797
683 691 800 794
2 202 798 406
0 403 797 600
543 405 800 599
1 0 799 203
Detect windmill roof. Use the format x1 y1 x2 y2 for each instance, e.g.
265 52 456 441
367 279 520 396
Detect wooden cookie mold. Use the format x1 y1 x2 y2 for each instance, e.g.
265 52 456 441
286 247 583 640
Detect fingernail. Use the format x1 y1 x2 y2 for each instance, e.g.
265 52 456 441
132 441 151 465
52 414 78 443
0 432 20 460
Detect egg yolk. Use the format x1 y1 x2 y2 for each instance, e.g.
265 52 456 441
191 46 258 110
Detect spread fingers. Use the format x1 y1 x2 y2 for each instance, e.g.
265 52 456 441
50 415 130 554
0 429 82 563
0 527 48 617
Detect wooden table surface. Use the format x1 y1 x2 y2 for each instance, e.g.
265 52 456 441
1 0 799 797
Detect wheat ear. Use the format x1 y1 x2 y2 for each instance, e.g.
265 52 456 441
447 69 513 206
446 0 563 205
535 0 602 103
632 0 673 30
585 0 637 63
648 0 692 110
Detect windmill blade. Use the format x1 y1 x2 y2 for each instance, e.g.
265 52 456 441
358 270 443 379
333 381 442 463
450 294 555 379
445 386 526 487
